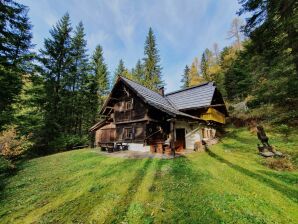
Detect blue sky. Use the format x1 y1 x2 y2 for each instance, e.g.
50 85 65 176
20 0 242 93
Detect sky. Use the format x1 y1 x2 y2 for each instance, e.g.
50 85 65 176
20 0 243 93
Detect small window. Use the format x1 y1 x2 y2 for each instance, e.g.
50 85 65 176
125 99 133 110
124 128 133 139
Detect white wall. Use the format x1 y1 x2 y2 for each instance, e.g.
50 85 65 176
175 121 216 150
128 143 150 152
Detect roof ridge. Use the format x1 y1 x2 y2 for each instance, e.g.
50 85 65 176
120 76 162 96
165 82 213 96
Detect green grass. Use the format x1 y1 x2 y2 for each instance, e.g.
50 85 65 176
0 127 297 223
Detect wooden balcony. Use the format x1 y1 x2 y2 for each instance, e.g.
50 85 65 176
200 108 226 124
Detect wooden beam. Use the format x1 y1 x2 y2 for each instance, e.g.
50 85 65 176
169 118 176 157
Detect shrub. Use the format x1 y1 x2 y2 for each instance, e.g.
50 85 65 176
0 155 15 173
48 134 89 151
0 126 33 160
277 124 291 140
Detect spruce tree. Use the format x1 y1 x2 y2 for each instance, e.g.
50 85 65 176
113 59 126 83
0 0 33 129
201 48 213 81
180 65 190 88
92 45 109 96
143 27 163 90
39 13 73 140
68 21 90 136
132 59 144 84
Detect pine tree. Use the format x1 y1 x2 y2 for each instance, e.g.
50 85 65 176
91 44 109 117
132 59 144 84
67 21 90 136
92 45 109 96
143 27 163 90
201 48 213 81
39 13 73 140
113 59 126 83
0 0 33 129
180 65 190 88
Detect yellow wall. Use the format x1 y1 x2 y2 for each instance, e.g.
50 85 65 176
200 108 225 124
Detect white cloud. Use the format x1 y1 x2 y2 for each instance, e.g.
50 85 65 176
21 0 242 91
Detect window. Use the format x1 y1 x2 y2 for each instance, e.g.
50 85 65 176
125 99 133 110
124 127 133 139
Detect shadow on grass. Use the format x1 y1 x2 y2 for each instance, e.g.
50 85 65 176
206 148 298 203
152 156 223 223
104 158 153 223
257 170 298 186
37 158 146 223
0 158 27 202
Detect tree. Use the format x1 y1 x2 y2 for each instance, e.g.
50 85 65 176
227 17 243 50
189 58 204 86
92 45 109 96
39 13 73 141
0 0 33 129
238 0 298 114
201 48 213 81
180 65 190 88
113 59 126 83
143 27 163 90
213 43 220 62
67 21 91 136
132 59 144 84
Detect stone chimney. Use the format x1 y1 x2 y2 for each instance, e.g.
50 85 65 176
158 86 165 96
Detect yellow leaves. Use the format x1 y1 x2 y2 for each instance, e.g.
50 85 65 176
0 126 32 160
189 58 205 87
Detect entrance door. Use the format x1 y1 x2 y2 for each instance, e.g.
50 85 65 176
175 129 186 151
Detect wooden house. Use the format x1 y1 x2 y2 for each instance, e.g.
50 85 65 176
90 76 227 153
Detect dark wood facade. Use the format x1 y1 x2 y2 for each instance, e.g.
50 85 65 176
90 76 227 153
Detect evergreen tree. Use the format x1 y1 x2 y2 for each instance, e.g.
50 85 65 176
180 65 190 88
132 59 144 84
0 0 33 129
67 21 90 136
12 73 45 139
113 59 126 83
92 45 109 96
143 27 163 90
91 44 109 117
200 48 213 81
39 13 73 141
238 0 298 112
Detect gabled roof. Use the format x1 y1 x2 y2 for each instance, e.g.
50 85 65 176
166 82 216 110
120 77 199 120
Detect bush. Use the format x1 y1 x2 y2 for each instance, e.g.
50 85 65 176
48 134 89 151
277 124 291 140
0 155 15 173
0 126 33 160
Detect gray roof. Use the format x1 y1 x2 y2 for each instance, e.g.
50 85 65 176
121 77 199 120
166 82 216 110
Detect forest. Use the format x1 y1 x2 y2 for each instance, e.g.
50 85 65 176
0 0 297 168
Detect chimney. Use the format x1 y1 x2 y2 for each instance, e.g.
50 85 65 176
158 86 165 96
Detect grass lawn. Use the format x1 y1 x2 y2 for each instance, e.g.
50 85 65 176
0 127 297 223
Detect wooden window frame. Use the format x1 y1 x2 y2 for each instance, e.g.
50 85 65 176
125 99 133 110
124 127 133 140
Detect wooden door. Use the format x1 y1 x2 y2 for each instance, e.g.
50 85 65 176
175 129 186 151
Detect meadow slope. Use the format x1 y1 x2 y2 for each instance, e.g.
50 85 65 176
0 127 297 223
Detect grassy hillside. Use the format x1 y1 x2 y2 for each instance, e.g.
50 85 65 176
0 127 297 224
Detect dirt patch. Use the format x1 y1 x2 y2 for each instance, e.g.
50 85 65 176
90 149 193 159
